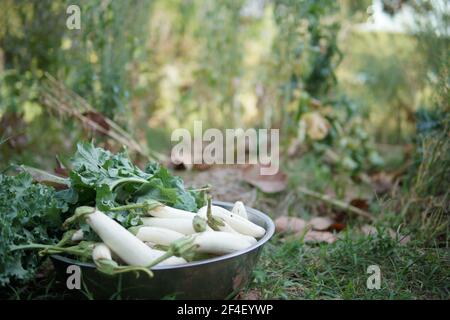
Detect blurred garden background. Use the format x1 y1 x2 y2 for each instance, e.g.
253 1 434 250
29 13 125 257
0 0 449 299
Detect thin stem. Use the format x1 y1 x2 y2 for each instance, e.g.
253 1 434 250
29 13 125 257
112 266 153 279
95 260 154 279
144 237 198 268
207 195 213 221
11 244 53 251
63 206 95 229
55 230 77 247
206 196 224 230
11 244 88 257
110 201 161 212
297 186 374 221
145 251 174 269
189 185 211 192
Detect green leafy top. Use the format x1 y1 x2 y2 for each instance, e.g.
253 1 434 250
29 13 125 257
67 142 204 227
71 141 151 189
0 172 66 286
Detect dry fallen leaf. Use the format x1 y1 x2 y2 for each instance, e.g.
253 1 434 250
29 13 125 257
349 198 370 212
308 217 334 231
388 228 397 239
361 225 378 236
399 235 411 245
303 230 337 244
370 172 394 195
242 164 287 193
275 216 307 233
329 223 346 232
361 225 411 245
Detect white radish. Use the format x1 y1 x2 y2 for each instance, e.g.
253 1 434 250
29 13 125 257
148 205 196 219
141 217 212 235
144 242 156 248
193 231 254 254
130 226 185 246
201 219 257 244
199 205 247 221
240 234 258 245
92 243 155 278
71 229 84 242
92 243 113 261
232 201 248 220
197 206 265 238
216 220 241 234
197 206 242 235
78 207 186 266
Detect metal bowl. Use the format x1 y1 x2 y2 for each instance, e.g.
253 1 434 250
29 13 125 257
51 201 274 299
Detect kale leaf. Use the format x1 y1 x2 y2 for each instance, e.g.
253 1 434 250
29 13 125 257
0 172 66 286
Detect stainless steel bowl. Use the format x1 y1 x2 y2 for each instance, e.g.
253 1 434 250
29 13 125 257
50 201 274 299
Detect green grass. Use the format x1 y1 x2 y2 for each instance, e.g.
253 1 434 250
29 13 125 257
245 231 449 299
241 139 449 300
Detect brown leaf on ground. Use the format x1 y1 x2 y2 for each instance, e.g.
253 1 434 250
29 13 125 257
308 217 334 231
361 225 377 236
349 198 370 212
361 225 411 245
399 235 411 245
275 216 307 233
329 223 346 232
236 290 261 300
388 228 397 239
370 172 394 195
362 225 396 238
303 230 337 244
242 164 287 193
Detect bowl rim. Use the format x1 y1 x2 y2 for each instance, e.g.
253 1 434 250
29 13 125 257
51 200 275 270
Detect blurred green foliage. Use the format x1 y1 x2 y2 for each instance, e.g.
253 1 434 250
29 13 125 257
0 0 152 118
0 0 448 180
0 0 153 165
63 0 153 119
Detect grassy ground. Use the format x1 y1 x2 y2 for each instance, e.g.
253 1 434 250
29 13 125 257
241 147 448 299
245 232 449 299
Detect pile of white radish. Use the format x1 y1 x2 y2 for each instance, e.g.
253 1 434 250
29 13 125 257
58 198 265 278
